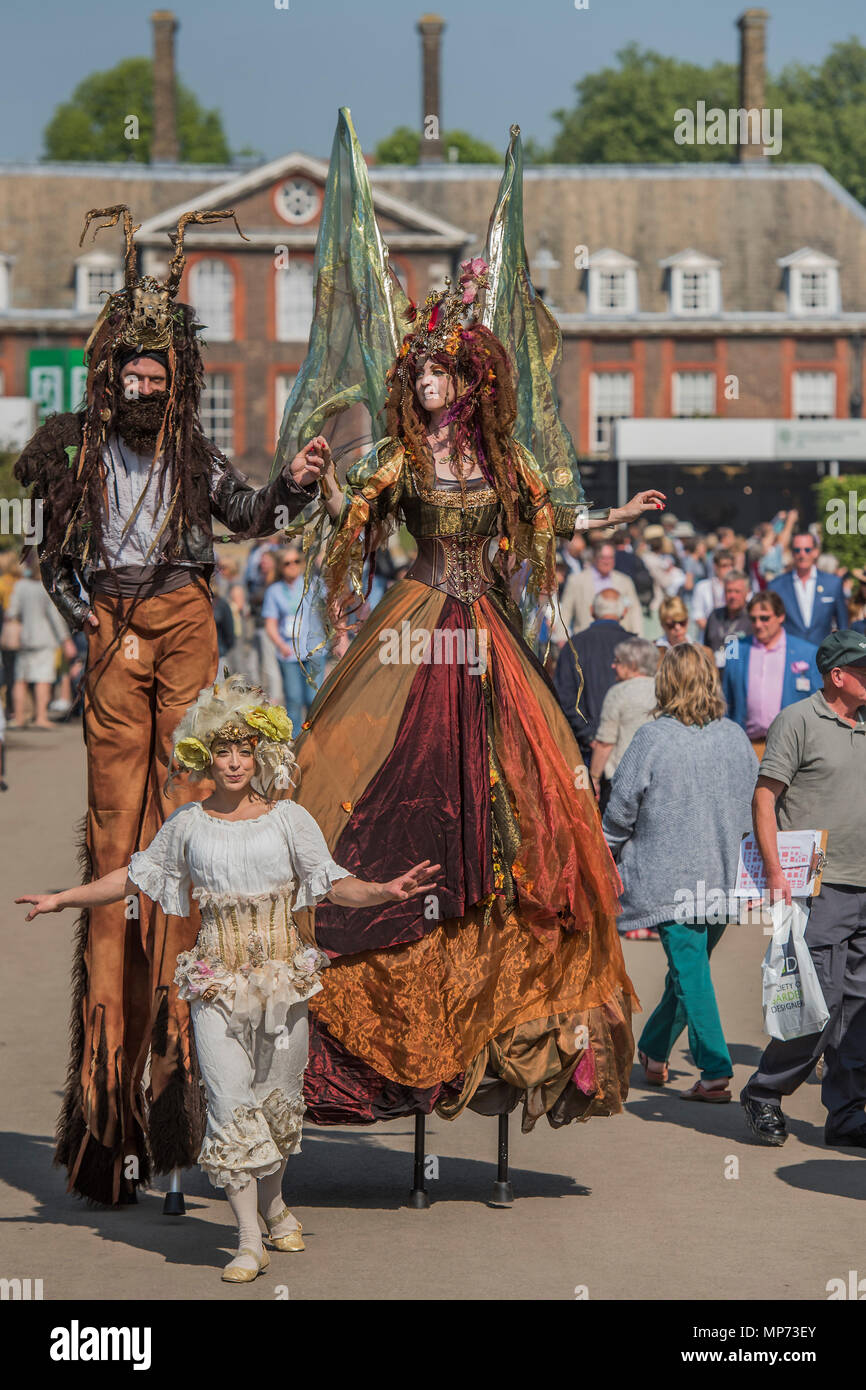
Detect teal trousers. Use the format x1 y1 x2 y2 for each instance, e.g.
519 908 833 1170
638 921 732 1082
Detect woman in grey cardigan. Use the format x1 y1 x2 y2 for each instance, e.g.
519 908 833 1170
602 644 758 1101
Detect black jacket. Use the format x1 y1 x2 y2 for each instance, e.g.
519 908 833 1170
555 618 633 754
17 412 316 632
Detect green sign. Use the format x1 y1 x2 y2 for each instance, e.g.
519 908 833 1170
28 348 87 424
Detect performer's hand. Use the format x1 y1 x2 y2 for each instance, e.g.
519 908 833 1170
287 436 332 489
85 611 99 632
380 860 441 902
618 490 666 522
15 893 63 922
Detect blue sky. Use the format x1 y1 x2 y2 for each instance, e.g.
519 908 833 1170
1 0 863 163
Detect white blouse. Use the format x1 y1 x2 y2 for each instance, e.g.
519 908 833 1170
128 798 350 917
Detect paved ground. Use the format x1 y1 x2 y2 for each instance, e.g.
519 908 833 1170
1 722 862 1302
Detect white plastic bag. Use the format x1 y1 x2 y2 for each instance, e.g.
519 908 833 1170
762 898 830 1041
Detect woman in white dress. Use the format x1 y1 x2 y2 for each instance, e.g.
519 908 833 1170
17 673 437 1284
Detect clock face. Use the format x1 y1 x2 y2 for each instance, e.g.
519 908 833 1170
274 177 320 225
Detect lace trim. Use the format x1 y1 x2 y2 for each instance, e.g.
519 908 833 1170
261 1088 305 1156
198 1101 286 1192
192 880 296 909
128 851 188 918
175 952 327 1030
293 862 352 911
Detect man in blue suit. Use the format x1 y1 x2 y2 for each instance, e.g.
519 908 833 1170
769 533 848 645
722 590 820 754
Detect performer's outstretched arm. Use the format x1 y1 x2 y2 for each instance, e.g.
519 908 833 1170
17 865 135 921
581 490 667 533
326 860 440 908
209 437 333 536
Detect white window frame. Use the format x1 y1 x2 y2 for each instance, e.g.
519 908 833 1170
75 253 123 313
661 251 721 317
189 258 235 341
672 371 716 418
590 371 634 454
274 372 297 447
201 371 235 452
792 371 836 420
587 250 638 316
275 260 315 343
778 250 841 317
0 254 13 312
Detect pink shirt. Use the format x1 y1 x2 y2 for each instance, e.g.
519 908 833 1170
745 633 786 738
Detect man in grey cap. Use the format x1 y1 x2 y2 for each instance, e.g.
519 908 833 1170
741 630 866 1147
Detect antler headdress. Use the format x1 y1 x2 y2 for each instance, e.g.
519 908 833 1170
79 204 248 353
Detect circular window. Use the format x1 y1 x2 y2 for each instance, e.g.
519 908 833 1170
274 177 320 225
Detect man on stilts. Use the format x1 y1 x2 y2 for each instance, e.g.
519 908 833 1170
15 205 329 1204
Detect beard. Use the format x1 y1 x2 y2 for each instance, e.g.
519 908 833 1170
114 393 169 454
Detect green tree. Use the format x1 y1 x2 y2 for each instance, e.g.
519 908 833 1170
814 474 866 574
42 57 230 163
538 37 866 205
375 126 500 165
769 39 866 206
546 43 737 164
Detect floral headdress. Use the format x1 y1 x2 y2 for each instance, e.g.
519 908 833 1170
396 257 490 374
168 672 298 798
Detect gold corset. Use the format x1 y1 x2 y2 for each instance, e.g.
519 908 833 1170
194 886 301 971
401 467 501 542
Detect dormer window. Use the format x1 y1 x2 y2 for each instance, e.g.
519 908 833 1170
777 248 840 316
75 251 123 314
587 249 638 315
659 250 721 317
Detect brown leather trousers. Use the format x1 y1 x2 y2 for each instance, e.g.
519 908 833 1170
60 579 218 1202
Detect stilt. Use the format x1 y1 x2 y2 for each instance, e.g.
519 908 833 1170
489 1111 514 1207
162 1166 186 1215
408 1112 430 1209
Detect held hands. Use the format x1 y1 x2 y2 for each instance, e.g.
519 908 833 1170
287 436 335 491
379 860 441 903
15 893 63 922
618 489 667 523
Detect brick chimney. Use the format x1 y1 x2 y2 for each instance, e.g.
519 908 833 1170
736 8 769 162
417 14 445 164
151 10 179 164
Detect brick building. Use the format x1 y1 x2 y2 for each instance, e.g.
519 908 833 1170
2 8 866 527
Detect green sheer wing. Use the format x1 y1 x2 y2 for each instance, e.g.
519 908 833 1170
269 106 410 495
482 124 586 511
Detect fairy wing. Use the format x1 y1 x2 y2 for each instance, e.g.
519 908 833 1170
269 107 410 496
481 125 586 509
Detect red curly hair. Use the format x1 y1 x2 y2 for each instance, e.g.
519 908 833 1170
384 321 521 541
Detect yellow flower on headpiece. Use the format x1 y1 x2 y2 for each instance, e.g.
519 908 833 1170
175 736 212 771
244 705 293 743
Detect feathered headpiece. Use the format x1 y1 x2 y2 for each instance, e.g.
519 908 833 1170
169 672 298 798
